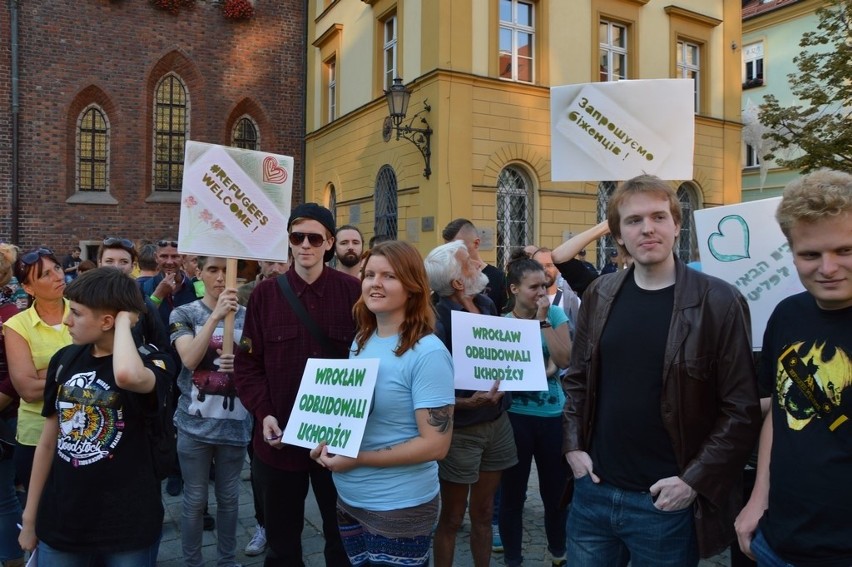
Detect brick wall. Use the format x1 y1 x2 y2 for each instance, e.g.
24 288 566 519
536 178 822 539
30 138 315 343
0 0 305 252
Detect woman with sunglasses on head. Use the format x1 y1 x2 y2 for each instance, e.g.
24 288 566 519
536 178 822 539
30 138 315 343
0 245 25 567
498 251 573 567
1 248 71 502
310 241 456 567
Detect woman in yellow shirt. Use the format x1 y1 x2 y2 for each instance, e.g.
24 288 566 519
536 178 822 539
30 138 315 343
2 248 71 495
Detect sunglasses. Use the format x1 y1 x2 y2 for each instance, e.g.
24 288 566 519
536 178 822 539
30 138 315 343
20 248 54 266
157 240 179 248
103 237 135 249
289 232 326 247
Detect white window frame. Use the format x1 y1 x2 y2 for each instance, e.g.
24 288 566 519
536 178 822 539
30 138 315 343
599 20 627 82
677 40 700 113
327 58 337 122
383 15 397 91
499 0 535 83
496 165 534 268
745 143 760 169
743 41 764 86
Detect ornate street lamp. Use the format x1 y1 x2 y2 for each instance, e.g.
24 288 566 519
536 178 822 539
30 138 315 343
382 77 432 179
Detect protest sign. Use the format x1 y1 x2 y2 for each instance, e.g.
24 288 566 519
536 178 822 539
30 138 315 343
450 311 548 392
550 79 694 181
694 197 804 349
282 358 380 458
178 141 293 261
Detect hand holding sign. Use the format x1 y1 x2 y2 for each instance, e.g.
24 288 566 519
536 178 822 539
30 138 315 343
283 359 380 458
450 311 548 392
311 442 359 473
465 380 504 408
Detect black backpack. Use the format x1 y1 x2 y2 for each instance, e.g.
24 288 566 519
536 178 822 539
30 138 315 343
55 343 175 480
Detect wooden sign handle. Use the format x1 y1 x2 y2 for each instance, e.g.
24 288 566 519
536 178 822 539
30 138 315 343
221 257 238 356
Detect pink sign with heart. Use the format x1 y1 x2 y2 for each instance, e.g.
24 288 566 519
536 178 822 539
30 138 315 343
263 156 288 184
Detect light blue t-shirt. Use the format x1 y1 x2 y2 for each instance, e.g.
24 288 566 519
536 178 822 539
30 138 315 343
333 332 455 511
505 304 569 417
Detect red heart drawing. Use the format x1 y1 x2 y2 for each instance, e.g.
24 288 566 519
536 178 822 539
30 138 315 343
263 156 288 184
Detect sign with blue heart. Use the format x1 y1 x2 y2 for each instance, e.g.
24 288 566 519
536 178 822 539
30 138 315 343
694 197 804 348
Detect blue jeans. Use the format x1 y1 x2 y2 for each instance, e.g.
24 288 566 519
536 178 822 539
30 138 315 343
750 528 796 567
36 538 159 566
0 438 23 561
177 433 246 567
499 413 568 566
567 475 698 567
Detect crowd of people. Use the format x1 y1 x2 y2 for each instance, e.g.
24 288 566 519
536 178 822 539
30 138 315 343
0 169 848 567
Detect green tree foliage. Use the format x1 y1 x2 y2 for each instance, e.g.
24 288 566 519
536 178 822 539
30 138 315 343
759 0 852 173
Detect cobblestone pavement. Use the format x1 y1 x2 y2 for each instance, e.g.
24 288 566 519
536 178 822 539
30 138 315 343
156 457 731 566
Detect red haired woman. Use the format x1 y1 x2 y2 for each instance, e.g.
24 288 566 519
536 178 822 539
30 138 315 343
312 241 455 566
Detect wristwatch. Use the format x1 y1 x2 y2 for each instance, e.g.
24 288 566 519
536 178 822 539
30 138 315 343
539 320 552 329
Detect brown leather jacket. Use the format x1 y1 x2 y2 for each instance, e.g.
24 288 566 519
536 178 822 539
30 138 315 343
562 260 761 557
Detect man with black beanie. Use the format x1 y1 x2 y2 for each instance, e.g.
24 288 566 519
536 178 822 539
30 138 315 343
235 203 360 566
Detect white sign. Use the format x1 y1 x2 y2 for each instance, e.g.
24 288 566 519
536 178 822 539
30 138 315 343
550 79 694 181
178 141 293 261
694 197 805 349
282 358 379 458
450 311 548 392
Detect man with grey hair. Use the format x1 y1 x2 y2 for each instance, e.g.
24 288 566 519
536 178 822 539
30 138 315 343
425 240 518 567
442 218 508 314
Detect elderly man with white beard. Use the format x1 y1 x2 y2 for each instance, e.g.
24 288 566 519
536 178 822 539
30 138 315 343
425 240 518 567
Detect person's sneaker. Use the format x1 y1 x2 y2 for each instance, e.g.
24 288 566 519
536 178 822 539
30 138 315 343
245 524 267 556
549 551 567 566
491 523 503 553
165 475 182 497
203 512 215 531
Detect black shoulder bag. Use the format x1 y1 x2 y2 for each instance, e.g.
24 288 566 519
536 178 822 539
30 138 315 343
276 275 335 356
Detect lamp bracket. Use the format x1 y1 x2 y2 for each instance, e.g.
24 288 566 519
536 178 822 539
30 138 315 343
386 99 432 179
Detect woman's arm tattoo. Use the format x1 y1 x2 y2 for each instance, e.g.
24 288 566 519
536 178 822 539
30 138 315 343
428 405 452 433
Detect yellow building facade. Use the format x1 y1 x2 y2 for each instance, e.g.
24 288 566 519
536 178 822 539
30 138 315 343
305 0 743 268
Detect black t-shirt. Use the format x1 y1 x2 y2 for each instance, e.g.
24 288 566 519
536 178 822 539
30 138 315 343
555 259 598 299
758 292 852 567
483 263 508 315
61 255 81 278
38 344 175 553
589 275 679 491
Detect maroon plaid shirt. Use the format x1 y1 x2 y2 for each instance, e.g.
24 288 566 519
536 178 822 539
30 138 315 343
234 266 360 471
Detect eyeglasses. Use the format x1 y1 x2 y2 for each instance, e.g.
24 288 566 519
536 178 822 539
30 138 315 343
288 232 326 247
157 240 178 248
20 248 53 266
103 237 135 249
